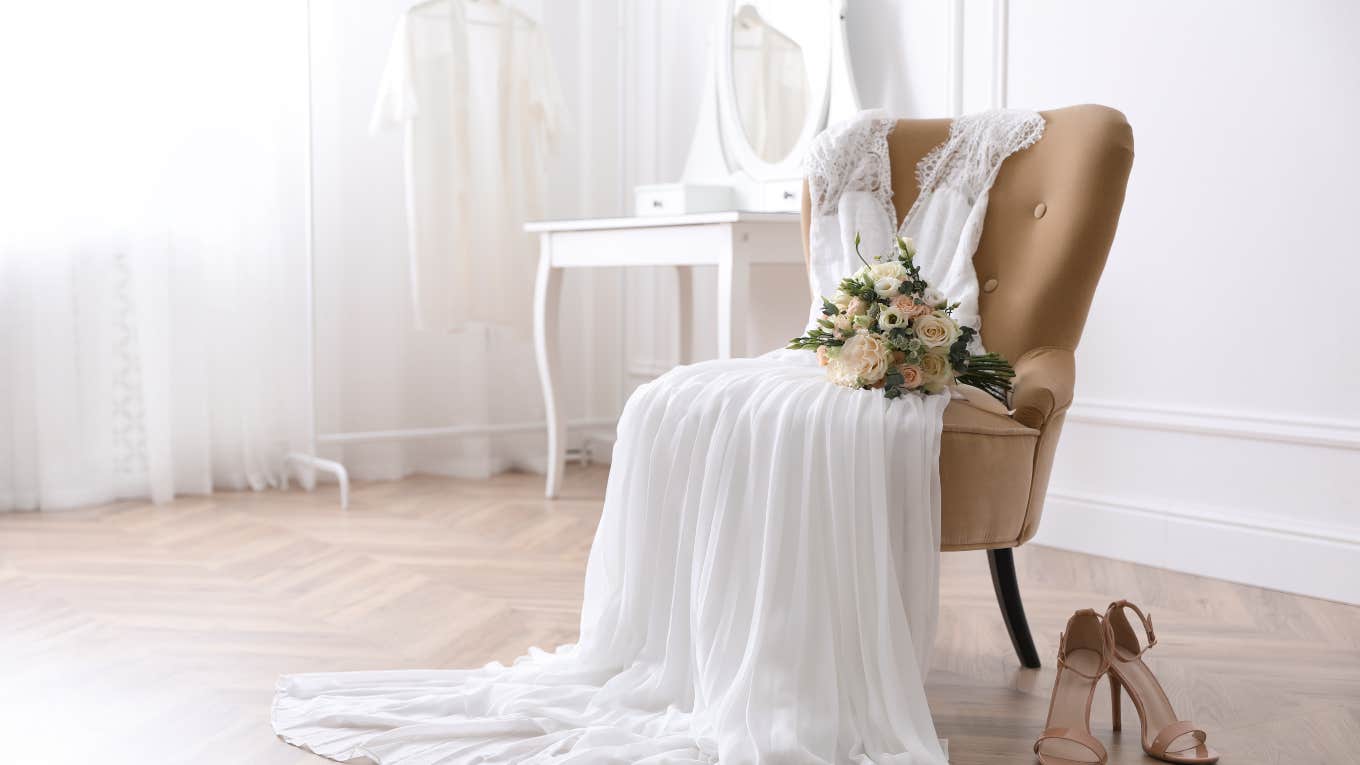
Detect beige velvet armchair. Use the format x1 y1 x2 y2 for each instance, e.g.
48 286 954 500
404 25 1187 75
801 104 1135 667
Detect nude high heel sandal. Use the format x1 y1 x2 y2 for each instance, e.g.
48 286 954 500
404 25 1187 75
1034 609 1113 765
1105 600 1220 764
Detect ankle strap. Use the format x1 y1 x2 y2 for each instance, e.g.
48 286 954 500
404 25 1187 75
1106 599 1157 659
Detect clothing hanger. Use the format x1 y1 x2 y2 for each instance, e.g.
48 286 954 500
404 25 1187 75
735 4 762 31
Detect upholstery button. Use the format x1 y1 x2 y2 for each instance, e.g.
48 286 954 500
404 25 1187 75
982 278 999 293
1034 202 1047 219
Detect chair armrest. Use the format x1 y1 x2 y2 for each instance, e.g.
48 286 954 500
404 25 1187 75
1010 347 1075 430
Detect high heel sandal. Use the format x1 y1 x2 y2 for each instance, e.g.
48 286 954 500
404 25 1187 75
1034 609 1113 765
1105 600 1220 764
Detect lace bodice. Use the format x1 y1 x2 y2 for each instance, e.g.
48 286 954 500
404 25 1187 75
914 110 1045 205
804 110 896 221
802 108 1046 351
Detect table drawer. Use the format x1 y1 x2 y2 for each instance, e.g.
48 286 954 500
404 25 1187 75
634 184 733 216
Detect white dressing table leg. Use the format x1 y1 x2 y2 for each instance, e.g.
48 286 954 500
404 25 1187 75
716 237 749 359
675 265 693 365
533 236 566 498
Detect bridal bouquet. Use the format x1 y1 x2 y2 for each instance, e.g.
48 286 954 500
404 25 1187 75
788 234 1015 403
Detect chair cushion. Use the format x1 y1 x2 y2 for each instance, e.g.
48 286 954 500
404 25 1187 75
940 389 1039 550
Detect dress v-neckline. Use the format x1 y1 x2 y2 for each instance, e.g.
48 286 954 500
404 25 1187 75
880 117 929 237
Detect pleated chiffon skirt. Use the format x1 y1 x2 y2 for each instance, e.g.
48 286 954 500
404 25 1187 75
273 350 951 765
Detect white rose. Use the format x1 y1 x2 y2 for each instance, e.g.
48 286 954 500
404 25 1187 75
919 350 954 390
873 276 902 299
831 313 853 333
832 290 852 309
869 261 908 282
922 287 947 308
912 311 961 348
877 305 907 331
828 332 891 387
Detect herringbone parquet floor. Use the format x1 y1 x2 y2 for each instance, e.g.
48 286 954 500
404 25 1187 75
1 467 1356 764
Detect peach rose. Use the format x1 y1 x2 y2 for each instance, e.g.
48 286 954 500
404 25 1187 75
816 346 831 366
827 332 891 387
846 297 870 317
899 364 924 389
891 294 933 319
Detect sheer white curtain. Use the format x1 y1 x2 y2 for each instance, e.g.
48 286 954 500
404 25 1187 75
0 1 310 510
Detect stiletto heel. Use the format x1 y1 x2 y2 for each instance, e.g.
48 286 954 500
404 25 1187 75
1104 601 1220 764
1109 673 1121 732
1033 609 1112 765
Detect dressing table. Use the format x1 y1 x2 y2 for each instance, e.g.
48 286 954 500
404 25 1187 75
529 0 859 498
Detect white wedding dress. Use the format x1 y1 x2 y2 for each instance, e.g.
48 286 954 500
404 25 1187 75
273 109 1044 765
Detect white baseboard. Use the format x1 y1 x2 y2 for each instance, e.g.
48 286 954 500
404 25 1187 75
1034 490 1360 605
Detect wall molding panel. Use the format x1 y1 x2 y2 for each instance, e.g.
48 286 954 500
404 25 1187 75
1068 399 1360 452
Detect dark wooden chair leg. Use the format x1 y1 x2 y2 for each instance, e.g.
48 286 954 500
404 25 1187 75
987 548 1042 669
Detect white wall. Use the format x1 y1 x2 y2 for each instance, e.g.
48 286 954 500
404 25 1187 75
987 0 1359 604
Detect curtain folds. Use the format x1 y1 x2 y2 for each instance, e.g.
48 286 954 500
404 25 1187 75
0 0 310 510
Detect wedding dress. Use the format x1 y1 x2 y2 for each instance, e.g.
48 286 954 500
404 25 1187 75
273 109 1045 765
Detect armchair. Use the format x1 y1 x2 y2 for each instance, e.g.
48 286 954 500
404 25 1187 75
802 104 1135 667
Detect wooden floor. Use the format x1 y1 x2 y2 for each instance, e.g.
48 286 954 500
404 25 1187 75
2 467 1357 765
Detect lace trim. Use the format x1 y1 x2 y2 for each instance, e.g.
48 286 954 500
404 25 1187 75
808 109 1044 231
804 110 896 222
915 109 1045 201
110 251 148 481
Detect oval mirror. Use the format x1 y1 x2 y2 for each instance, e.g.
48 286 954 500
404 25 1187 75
716 0 832 182
731 3 812 164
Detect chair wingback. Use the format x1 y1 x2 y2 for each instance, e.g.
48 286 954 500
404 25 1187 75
967 105 1134 366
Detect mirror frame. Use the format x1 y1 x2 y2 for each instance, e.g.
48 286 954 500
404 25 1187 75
715 0 832 182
